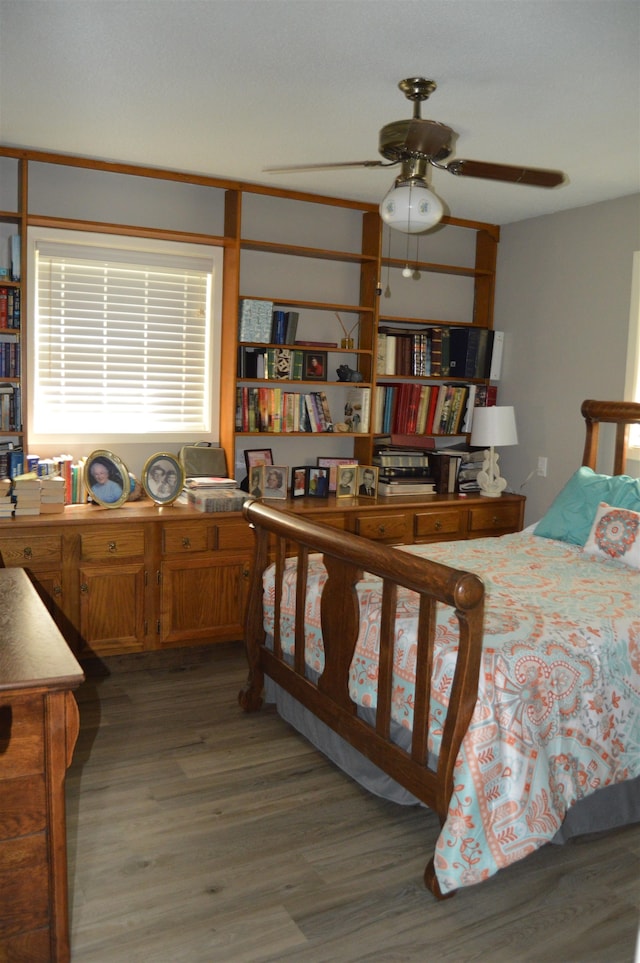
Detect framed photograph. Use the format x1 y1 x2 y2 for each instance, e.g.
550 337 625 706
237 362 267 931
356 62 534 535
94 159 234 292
357 465 379 498
336 464 357 497
244 448 274 473
142 452 185 506
303 351 327 381
248 465 264 498
291 466 307 498
262 465 287 499
307 466 330 498
317 456 358 493
84 449 130 508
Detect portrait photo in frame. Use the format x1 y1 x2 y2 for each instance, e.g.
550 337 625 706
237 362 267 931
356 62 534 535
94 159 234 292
142 452 185 506
317 456 358 493
336 464 357 497
307 466 330 498
357 465 379 498
303 351 327 381
291 466 307 498
262 466 287 499
84 449 130 508
244 448 274 473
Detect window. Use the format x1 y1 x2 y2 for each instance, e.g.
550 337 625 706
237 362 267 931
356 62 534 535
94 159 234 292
626 251 640 449
28 229 222 440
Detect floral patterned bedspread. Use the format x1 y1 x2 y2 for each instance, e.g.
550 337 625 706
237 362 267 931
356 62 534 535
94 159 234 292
262 531 640 893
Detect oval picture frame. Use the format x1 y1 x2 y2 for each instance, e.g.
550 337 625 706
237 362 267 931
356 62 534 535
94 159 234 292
84 449 130 508
142 452 185 506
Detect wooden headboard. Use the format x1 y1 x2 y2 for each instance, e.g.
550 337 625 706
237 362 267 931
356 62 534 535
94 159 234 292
581 399 640 474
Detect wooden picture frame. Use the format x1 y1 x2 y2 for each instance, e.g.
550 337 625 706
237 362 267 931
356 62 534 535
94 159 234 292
142 452 185 506
357 465 379 498
244 448 274 472
303 351 327 381
291 466 308 497
317 456 358 493
84 449 130 508
336 464 357 497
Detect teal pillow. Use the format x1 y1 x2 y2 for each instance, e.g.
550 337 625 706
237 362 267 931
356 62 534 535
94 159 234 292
534 466 640 545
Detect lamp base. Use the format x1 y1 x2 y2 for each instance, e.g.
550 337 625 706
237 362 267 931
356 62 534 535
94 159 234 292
478 488 502 497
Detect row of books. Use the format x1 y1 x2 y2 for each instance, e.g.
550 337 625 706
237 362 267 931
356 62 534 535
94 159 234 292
235 387 333 433
376 326 503 380
0 287 20 328
0 383 21 431
238 346 305 380
238 299 300 345
374 382 497 438
0 337 20 378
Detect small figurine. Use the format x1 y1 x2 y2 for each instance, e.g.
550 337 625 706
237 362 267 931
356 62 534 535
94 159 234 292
336 364 363 382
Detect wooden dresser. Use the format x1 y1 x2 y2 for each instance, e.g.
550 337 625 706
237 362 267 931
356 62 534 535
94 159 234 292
0 493 524 658
0 568 84 963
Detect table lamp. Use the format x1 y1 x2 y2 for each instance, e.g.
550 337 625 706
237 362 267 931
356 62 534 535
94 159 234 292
470 406 518 497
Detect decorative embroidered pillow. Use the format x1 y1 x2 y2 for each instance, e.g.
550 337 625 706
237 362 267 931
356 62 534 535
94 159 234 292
583 502 640 568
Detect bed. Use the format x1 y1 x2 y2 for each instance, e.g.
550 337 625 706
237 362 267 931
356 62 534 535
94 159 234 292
239 399 640 898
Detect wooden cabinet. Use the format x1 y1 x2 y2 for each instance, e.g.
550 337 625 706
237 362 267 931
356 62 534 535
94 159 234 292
0 493 523 658
0 568 83 963
0 503 257 658
159 516 252 646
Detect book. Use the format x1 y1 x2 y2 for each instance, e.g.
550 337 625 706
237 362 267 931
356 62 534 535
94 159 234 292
429 451 463 494
344 386 370 433
489 330 505 380
238 299 274 343
378 480 436 496
295 340 338 348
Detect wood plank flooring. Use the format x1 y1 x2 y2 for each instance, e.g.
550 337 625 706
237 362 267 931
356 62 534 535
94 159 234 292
66 643 640 963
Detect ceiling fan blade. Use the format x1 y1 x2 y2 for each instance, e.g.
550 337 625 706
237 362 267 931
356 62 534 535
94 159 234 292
444 159 565 187
264 160 388 173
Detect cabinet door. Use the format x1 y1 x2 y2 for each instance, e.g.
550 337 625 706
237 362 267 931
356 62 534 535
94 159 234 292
160 553 251 645
78 562 146 654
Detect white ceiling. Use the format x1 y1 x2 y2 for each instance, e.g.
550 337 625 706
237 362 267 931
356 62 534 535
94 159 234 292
1 0 638 226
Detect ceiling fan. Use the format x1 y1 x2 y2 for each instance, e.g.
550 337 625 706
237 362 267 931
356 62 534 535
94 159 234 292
265 78 566 233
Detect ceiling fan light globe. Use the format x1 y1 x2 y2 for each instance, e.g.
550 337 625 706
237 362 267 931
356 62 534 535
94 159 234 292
379 182 444 234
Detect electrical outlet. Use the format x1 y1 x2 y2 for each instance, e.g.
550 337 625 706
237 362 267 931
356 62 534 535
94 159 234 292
537 456 548 477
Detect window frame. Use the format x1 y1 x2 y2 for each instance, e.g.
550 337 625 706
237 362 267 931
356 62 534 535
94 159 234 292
26 226 223 448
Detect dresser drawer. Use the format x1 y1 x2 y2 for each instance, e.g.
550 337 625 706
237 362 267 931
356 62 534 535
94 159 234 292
0 774 47 841
217 520 255 551
0 534 62 568
468 502 523 535
354 512 409 542
414 507 466 540
0 694 44 779
80 528 145 561
163 521 217 554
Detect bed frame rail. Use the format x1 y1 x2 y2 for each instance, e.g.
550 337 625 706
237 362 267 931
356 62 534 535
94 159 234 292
239 498 484 897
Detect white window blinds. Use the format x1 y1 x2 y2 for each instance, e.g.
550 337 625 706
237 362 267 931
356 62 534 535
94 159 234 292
33 238 215 434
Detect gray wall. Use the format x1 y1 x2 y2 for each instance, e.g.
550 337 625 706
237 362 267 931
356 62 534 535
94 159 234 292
494 193 640 526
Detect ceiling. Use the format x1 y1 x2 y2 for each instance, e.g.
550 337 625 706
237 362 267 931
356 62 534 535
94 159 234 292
1 0 638 226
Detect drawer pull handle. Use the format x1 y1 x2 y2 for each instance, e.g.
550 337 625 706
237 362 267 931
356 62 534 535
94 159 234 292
492 516 499 525
23 546 33 559
434 520 442 530
378 525 386 535
108 541 117 553
242 565 250 580
53 584 62 596
182 537 191 549
80 583 88 594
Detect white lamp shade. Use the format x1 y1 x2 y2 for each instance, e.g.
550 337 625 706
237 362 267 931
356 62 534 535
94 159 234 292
470 406 518 448
379 182 444 234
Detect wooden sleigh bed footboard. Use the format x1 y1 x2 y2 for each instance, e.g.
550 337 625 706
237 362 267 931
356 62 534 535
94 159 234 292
238 498 485 899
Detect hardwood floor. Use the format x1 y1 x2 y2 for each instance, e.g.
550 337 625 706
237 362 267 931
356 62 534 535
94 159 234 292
66 643 640 963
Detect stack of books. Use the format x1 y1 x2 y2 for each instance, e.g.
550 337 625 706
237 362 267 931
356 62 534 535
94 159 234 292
0 479 13 516
374 449 436 497
12 471 42 515
184 476 246 513
40 475 66 513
